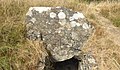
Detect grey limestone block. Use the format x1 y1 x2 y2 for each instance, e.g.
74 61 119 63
25 7 94 62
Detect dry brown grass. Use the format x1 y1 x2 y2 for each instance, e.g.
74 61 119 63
15 40 48 70
0 0 120 70
82 2 120 70
82 18 120 70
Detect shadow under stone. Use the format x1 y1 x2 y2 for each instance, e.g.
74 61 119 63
52 57 79 70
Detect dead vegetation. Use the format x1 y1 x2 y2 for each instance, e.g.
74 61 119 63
0 0 120 70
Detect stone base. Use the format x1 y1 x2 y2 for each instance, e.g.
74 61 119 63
42 53 98 70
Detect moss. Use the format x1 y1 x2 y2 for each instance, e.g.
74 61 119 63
110 6 120 27
111 17 120 27
0 45 18 70
100 4 120 27
0 1 26 69
100 8 110 18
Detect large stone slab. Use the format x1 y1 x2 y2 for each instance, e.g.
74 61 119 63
26 7 94 61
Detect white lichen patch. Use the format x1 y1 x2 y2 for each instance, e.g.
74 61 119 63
72 13 79 19
77 12 85 18
82 23 90 29
88 57 96 64
48 22 51 24
70 21 77 27
48 30 52 33
56 6 61 8
70 9 72 11
67 45 71 48
60 10 63 12
71 32 78 40
59 22 66 26
76 22 81 26
26 7 33 16
58 30 61 33
59 19 67 26
36 32 40 38
72 12 85 19
26 7 51 16
33 7 51 13
69 17 74 21
61 46 64 48
37 34 40 38
30 18 36 23
58 12 66 19
50 12 56 18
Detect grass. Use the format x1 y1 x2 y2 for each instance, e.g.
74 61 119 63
100 2 120 27
0 0 120 70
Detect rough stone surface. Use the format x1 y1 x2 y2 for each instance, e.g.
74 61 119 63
26 7 94 62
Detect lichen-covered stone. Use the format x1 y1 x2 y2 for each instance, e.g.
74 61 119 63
26 7 94 62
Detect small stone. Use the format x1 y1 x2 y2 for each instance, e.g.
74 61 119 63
58 12 66 19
